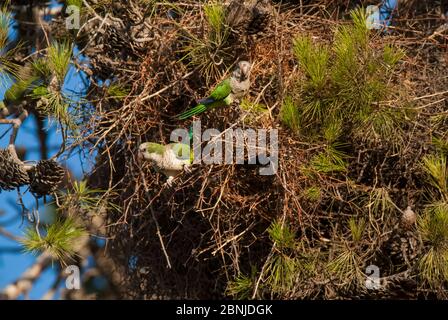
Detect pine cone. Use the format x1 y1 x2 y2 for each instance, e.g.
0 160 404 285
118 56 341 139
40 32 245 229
382 277 417 299
226 0 271 36
401 206 417 229
0 148 30 191
247 0 272 35
226 1 252 35
28 159 65 197
383 227 420 267
356 276 417 300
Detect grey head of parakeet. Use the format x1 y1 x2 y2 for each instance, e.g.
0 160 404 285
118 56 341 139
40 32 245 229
233 61 252 82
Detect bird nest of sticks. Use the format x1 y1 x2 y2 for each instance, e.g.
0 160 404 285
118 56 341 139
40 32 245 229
69 0 448 299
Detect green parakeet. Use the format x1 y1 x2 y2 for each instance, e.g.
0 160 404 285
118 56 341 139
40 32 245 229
177 61 252 120
138 142 193 186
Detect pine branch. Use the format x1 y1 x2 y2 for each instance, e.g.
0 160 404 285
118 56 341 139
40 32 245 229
0 252 52 300
0 226 21 242
0 110 29 149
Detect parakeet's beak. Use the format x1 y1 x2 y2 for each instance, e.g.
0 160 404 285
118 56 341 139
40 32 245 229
137 144 146 161
238 61 252 80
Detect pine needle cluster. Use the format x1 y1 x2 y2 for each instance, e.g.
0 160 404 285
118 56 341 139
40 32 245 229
20 180 118 264
0 2 20 90
181 1 232 83
281 9 406 150
21 217 87 264
418 154 448 290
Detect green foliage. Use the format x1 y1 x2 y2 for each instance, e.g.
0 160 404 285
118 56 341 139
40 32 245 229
264 254 298 295
349 7 369 43
230 221 304 298
348 217 365 243
240 99 268 114
263 221 299 295
59 180 121 213
4 64 39 103
327 249 363 285
418 202 448 286
366 187 394 217
288 8 407 147
417 155 448 288
419 202 448 250
7 41 75 127
327 216 366 286
0 5 10 50
226 274 254 299
24 41 76 126
31 85 74 128
0 5 20 87
354 106 405 150
47 41 72 83
20 180 118 265
304 186 321 201
293 36 329 91
204 1 226 41
106 83 130 101
432 136 448 155
418 248 448 288
31 58 52 78
181 1 231 82
422 154 448 196
21 217 87 263
240 98 268 123
280 96 300 133
382 44 405 68
309 145 347 174
267 220 296 250
323 120 342 143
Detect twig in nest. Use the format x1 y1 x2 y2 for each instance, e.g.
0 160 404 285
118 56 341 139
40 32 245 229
211 223 254 256
140 170 172 269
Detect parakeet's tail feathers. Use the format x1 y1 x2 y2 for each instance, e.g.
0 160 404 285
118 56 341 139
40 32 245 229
177 104 208 120
197 97 215 105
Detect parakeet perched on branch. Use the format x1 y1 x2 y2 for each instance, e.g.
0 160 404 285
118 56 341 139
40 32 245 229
177 60 252 120
138 142 193 186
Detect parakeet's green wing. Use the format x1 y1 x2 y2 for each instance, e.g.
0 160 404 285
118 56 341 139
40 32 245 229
209 78 231 101
146 142 165 155
170 143 192 163
176 78 232 120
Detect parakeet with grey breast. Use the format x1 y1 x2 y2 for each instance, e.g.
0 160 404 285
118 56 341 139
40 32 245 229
138 142 193 186
177 61 252 120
